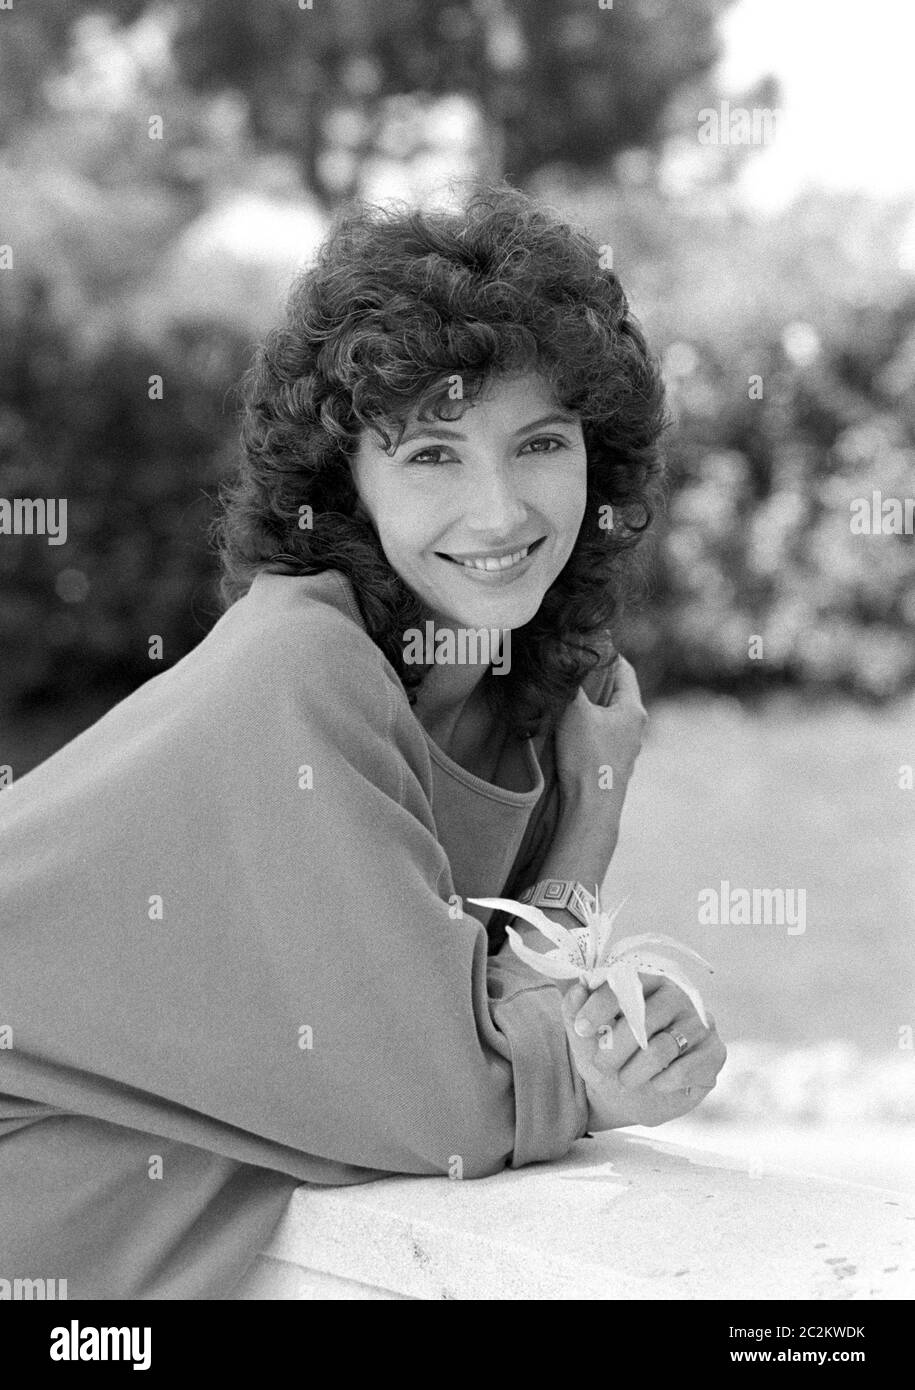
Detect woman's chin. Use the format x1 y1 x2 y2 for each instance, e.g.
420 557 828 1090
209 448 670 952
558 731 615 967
437 591 545 632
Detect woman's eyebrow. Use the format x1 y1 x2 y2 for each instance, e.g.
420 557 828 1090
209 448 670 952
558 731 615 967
396 411 579 446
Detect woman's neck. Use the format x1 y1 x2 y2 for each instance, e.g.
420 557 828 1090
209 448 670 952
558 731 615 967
411 660 491 752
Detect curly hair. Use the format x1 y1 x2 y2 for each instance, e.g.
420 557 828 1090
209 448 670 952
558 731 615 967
211 181 668 740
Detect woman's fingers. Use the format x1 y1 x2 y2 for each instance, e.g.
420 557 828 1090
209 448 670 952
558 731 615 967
563 969 726 1113
572 973 664 1038
646 1027 728 1094
562 982 601 1043
560 984 613 1089
572 981 620 1037
607 654 648 719
565 982 588 1014
596 978 691 1062
613 1008 715 1088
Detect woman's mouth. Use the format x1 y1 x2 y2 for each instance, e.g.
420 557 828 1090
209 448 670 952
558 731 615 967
437 536 547 575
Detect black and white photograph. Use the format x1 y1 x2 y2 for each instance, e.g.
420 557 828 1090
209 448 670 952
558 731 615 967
0 0 913 1345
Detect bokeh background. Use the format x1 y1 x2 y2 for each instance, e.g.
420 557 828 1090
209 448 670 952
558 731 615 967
2 0 913 1186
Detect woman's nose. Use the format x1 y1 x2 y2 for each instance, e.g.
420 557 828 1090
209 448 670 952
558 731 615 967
461 465 527 534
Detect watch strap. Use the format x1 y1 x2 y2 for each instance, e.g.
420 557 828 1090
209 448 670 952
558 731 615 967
517 879 592 927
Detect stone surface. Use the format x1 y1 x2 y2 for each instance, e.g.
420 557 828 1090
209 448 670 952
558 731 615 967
233 1130 915 1300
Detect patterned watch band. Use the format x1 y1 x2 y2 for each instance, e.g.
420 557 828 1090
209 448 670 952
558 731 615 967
517 879 592 928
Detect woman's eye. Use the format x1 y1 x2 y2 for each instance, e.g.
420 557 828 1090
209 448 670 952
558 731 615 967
406 446 452 465
405 436 569 464
520 436 567 454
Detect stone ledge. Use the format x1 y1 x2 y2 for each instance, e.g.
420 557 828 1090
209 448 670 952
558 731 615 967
233 1130 915 1300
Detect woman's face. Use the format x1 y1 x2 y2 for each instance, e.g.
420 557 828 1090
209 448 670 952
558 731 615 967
350 371 588 631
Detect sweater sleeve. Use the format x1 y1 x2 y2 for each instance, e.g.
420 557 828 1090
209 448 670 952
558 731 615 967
485 947 591 1163
0 602 588 1185
275 619 591 1176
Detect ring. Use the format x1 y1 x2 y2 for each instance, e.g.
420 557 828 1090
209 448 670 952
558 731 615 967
661 1029 689 1057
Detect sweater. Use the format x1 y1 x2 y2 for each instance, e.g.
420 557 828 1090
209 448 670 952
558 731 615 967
0 569 594 1299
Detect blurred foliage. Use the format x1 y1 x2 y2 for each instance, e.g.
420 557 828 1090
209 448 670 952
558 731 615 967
554 182 915 702
0 0 912 716
171 0 733 197
0 0 148 128
0 0 733 202
0 284 251 711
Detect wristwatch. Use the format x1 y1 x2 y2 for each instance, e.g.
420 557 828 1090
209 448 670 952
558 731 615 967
517 879 593 928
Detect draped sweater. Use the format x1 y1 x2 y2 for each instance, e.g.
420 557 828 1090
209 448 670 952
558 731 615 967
0 569 609 1299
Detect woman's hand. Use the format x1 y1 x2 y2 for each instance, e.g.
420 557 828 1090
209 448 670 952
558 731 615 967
540 654 649 889
555 653 648 809
560 975 728 1130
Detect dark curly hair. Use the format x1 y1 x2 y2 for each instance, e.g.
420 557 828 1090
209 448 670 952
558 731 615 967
211 181 668 740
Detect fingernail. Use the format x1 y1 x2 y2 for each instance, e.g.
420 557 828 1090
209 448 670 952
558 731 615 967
574 1016 595 1037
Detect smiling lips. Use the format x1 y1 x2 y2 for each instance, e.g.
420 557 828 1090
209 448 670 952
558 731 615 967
439 537 546 572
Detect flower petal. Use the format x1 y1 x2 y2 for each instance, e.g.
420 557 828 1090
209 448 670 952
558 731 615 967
467 897 577 951
504 925 581 980
613 934 714 972
604 959 649 1049
595 896 630 962
621 951 710 1028
567 927 593 968
571 884 601 967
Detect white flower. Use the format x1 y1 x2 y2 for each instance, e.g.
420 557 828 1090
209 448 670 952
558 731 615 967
468 886 713 1050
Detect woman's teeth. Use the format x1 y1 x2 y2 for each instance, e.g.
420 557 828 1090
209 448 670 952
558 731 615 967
451 544 535 571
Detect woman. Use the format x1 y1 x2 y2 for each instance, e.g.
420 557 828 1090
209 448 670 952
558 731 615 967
0 183 726 1300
